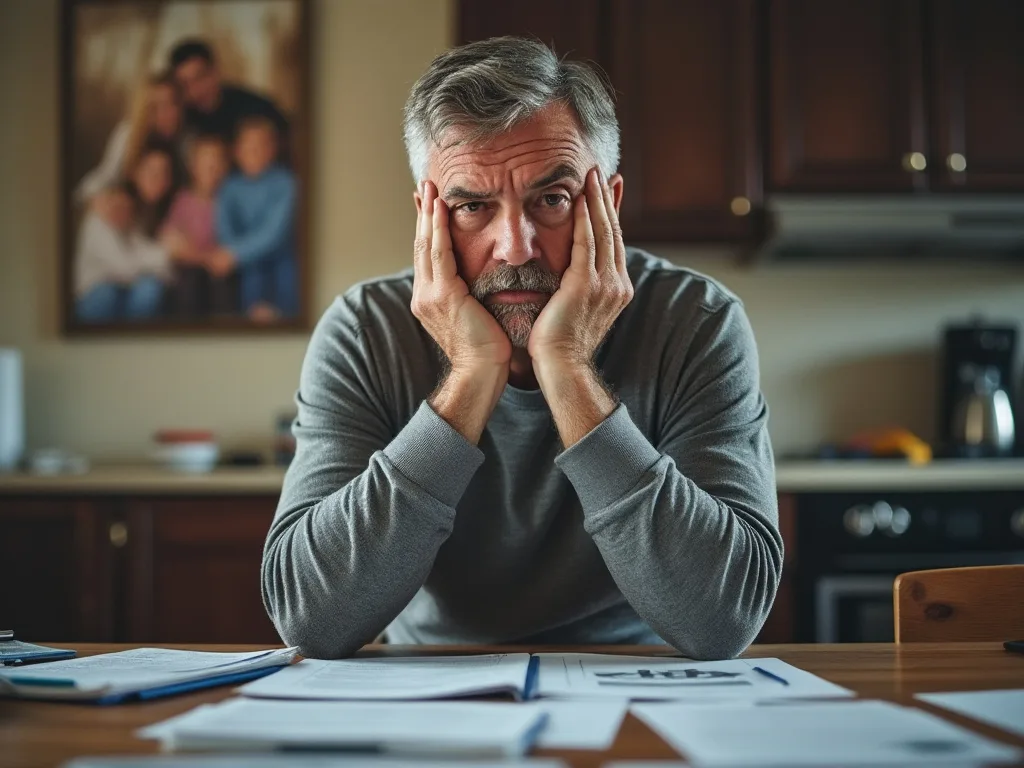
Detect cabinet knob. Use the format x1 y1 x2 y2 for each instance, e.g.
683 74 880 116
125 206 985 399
902 152 927 172
730 196 751 217
109 521 128 548
947 153 967 172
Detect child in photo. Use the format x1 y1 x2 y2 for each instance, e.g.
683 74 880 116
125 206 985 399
74 142 176 323
212 115 298 323
160 134 232 317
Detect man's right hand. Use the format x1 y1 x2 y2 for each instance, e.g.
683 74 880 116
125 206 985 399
411 181 509 444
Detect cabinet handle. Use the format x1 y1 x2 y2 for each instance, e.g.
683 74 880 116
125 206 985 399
730 196 751 217
109 522 128 548
947 153 967 173
902 152 927 172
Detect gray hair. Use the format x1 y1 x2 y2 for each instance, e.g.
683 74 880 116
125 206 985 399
402 36 619 182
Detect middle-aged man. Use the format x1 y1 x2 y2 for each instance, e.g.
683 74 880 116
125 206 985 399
169 39 289 148
262 37 781 660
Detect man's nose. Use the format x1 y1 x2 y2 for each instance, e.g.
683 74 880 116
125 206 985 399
492 210 537 267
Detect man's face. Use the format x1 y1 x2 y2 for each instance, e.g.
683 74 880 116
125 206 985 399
175 57 221 113
417 102 623 348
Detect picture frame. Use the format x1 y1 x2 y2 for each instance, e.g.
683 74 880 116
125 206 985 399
60 0 311 335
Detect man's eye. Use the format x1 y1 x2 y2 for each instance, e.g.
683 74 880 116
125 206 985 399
456 202 484 214
541 194 569 208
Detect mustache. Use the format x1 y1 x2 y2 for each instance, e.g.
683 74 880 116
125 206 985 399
469 262 560 302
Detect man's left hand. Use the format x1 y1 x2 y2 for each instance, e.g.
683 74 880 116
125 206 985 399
529 166 633 373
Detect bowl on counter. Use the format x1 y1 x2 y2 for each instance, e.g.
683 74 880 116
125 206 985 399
153 430 220 473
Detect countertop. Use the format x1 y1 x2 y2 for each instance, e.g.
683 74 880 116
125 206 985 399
1 458 1022 495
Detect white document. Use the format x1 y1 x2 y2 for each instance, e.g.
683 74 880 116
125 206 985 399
535 654 852 701
525 699 629 749
631 699 1022 766
66 758 567 768
239 653 532 700
0 647 297 701
140 697 547 758
918 689 1024 738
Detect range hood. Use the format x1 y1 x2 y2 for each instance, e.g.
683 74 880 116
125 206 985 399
758 195 1024 261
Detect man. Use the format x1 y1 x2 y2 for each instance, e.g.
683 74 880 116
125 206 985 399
168 39 288 148
262 37 781 660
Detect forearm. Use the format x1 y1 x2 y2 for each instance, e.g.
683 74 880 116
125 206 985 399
534 359 617 447
556 406 782 659
429 363 507 444
262 403 484 658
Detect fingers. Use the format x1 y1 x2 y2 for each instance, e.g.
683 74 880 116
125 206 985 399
586 167 615 273
571 185 595 274
600 173 627 277
430 186 457 281
413 181 433 281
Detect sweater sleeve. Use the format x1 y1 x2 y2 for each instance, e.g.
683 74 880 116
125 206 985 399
261 299 485 659
555 299 781 660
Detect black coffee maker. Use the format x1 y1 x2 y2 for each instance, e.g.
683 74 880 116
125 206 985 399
938 320 1020 458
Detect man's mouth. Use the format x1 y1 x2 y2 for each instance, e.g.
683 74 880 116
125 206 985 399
486 290 550 305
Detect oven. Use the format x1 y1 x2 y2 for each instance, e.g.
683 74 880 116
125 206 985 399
794 490 1024 643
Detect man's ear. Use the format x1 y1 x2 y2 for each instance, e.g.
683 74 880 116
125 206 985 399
608 173 624 215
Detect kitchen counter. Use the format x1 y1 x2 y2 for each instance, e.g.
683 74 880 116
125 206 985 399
1 459 1021 495
0 465 287 494
775 458 1024 492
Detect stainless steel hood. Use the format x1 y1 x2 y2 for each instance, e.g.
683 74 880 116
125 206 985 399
758 196 1024 260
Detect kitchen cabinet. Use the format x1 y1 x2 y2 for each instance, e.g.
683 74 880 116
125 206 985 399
930 0 1024 190
0 498 115 641
768 0 927 192
457 0 601 62
122 497 279 643
456 0 763 243
0 495 279 644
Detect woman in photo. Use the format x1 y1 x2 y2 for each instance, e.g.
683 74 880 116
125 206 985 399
75 72 185 206
73 141 178 322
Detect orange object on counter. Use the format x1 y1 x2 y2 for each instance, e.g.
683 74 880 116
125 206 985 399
845 428 933 465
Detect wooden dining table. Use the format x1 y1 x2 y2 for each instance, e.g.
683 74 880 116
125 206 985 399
2 642 1023 767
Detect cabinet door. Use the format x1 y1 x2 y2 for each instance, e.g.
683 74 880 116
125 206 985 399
123 497 280 644
931 0 1024 190
609 0 762 241
0 497 114 641
769 0 928 192
457 0 601 61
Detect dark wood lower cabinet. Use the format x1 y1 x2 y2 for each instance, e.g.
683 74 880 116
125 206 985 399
0 495 280 645
1 492 798 645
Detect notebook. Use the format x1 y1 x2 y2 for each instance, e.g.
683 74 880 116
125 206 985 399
0 647 298 704
139 697 548 758
238 652 852 702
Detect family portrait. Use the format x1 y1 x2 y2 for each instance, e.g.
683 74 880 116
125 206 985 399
61 0 308 332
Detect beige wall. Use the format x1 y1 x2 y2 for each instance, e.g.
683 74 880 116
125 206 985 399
1 0 1023 462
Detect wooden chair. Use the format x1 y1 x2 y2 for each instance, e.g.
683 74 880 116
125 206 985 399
894 565 1024 643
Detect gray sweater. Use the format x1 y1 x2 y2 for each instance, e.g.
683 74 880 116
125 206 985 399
262 248 781 659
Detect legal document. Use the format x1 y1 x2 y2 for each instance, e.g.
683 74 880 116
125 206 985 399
918 689 1024 738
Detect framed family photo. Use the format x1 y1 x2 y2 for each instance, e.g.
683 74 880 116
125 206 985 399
60 0 310 334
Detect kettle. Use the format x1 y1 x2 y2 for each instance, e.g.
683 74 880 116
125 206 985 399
950 363 1016 457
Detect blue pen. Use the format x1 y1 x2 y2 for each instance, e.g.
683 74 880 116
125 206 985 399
752 666 789 686
6 677 77 687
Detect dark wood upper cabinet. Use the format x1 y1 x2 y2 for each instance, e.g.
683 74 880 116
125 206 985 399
123 497 280 644
457 0 602 62
0 498 115 641
769 0 928 192
930 0 1024 190
609 0 762 241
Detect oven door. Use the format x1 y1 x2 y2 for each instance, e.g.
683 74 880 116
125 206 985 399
815 575 896 643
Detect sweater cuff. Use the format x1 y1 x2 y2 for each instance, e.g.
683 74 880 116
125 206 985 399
382 401 485 508
555 403 662 513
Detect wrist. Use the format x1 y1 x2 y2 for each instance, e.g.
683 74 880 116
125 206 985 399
429 363 508 445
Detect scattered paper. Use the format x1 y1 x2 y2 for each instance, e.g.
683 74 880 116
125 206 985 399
526 699 629 749
630 699 1022 766
140 696 547 758
66 758 567 768
238 653 532 700
535 654 852 701
917 689 1024 738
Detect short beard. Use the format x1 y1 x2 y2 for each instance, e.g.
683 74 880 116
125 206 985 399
469 262 560 349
